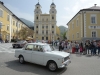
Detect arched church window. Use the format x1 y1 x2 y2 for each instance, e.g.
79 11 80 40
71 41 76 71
52 16 54 19
52 11 54 13
37 16 38 19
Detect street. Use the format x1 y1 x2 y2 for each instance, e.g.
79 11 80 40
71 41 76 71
0 43 100 75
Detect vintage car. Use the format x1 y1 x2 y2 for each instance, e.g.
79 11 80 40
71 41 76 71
15 43 71 71
12 40 27 48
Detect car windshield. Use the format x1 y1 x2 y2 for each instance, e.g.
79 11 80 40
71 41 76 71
42 45 55 52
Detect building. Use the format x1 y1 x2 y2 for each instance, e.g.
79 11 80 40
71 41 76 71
0 1 30 42
67 4 100 42
34 2 58 41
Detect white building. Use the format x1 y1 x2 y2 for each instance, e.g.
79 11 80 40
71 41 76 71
34 2 57 41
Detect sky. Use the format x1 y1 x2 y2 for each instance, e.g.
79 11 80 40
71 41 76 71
1 0 100 28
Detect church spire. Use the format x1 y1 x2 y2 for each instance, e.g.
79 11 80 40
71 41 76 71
36 0 40 5
51 0 55 5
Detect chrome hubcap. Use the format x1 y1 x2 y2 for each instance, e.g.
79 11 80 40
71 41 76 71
49 63 56 71
20 57 23 63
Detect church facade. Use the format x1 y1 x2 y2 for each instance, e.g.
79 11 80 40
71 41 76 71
34 2 57 41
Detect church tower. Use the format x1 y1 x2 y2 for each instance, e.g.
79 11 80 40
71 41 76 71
49 2 57 41
34 1 57 41
34 2 42 40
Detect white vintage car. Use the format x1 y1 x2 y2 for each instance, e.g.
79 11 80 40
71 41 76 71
15 43 71 71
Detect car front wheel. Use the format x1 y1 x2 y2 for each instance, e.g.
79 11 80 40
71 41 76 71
47 61 58 71
19 56 25 64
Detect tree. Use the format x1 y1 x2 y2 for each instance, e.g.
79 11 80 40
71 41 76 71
17 27 34 40
60 31 67 40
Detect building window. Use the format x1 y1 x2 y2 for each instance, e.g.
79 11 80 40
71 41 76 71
76 20 78 26
92 31 96 37
52 11 54 13
7 25 9 31
19 24 20 28
42 31 44 34
36 31 38 34
36 26 38 28
46 37 48 40
46 26 48 29
42 37 44 40
52 26 54 28
7 15 10 21
37 16 38 19
0 22 2 28
52 16 54 19
13 21 15 25
52 31 54 34
91 15 96 24
42 26 44 29
16 22 18 27
77 33 79 38
46 30 48 34
0 9 3 17
72 35 74 39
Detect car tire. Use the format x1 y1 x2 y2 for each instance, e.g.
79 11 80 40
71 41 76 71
19 56 25 64
47 61 58 72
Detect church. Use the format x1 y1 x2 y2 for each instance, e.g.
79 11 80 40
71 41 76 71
34 1 58 41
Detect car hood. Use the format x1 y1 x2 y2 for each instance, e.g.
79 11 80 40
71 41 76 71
45 51 70 57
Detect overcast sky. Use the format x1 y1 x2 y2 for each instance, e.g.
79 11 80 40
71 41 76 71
1 0 100 27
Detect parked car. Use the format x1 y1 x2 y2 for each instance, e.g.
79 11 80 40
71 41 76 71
15 43 71 71
12 40 27 48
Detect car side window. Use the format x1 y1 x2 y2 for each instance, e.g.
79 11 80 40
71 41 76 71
25 44 33 51
33 45 43 52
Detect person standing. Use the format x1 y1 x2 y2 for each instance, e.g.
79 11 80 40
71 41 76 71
93 40 97 55
72 42 75 53
59 41 62 51
97 41 100 56
79 42 83 54
90 42 95 55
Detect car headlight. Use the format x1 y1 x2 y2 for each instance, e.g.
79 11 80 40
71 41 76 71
62 58 64 63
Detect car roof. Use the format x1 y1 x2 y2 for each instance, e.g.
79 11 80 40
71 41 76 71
27 42 48 45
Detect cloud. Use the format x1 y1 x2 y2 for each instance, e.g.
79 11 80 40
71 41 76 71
62 0 100 27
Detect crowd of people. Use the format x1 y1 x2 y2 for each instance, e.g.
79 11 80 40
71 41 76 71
57 40 100 56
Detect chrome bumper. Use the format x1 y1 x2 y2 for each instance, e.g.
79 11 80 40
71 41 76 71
59 60 71 68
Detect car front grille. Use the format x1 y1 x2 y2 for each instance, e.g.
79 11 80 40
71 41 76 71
64 56 69 61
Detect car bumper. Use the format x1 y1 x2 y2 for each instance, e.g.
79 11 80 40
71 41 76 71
59 60 71 68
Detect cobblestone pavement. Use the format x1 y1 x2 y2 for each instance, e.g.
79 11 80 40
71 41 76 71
0 43 100 75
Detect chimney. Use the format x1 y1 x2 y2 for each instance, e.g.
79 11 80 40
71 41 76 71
94 4 97 7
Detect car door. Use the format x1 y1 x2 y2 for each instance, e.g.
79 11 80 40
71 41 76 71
32 45 44 65
23 44 33 62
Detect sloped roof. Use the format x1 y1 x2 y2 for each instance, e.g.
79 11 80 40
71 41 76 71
82 4 100 11
51 2 55 5
36 2 40 5
67 4 100 25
